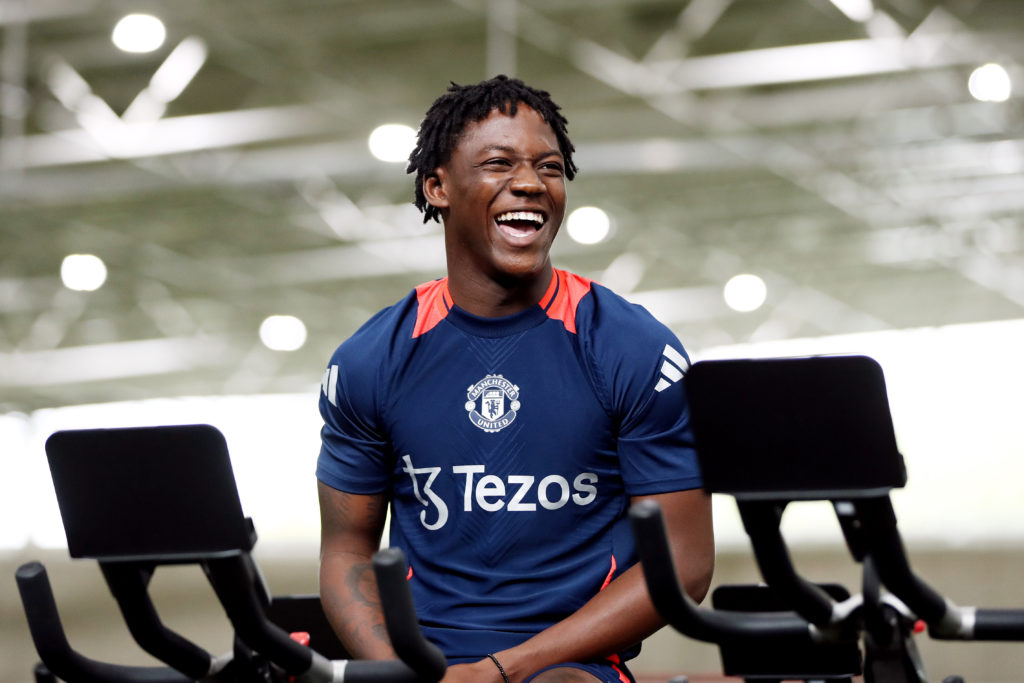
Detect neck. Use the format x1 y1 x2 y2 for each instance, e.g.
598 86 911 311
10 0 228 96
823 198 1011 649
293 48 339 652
447 266 554 318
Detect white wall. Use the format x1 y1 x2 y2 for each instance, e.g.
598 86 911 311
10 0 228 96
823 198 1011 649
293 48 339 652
0 394 325 551
696 318 1024 550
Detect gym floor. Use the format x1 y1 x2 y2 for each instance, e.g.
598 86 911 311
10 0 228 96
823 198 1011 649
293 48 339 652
4 545 1024 683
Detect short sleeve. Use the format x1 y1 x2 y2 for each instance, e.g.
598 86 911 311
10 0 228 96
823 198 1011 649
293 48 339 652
583 288 703 496
616 344 703 495
316 347 393 494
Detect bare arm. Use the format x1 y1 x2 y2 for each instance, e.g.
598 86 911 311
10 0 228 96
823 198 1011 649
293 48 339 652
443 488 714 683
318 481 396 660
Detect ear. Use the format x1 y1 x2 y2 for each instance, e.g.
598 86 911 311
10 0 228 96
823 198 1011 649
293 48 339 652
423 168 450 210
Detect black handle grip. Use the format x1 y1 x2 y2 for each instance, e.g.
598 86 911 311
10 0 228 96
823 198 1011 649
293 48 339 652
373 548 448 682
630 500 817 644
969 609 1024 641
342 659 422 683
15 561 194 683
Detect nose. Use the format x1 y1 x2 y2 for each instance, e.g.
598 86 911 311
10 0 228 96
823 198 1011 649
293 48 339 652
509 164 545 195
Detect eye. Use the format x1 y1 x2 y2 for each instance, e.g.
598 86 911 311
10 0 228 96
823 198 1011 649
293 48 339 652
540 161 565 175
483 158 513 167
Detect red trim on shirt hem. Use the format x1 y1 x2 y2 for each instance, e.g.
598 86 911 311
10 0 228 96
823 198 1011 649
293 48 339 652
604 654 631 683
599 554 617 592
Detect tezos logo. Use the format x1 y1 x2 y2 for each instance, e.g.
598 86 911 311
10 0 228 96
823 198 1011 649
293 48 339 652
465 374 520 433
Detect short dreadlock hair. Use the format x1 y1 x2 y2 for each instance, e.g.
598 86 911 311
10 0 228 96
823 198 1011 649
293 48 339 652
407 74 578 223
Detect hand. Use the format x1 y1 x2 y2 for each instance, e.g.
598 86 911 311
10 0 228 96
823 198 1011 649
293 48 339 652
440 659 508 683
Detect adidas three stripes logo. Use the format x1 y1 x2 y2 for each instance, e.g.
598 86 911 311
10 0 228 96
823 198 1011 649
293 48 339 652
655 344 689 393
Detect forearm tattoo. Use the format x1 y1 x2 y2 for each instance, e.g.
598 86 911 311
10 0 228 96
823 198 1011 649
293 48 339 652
345 561 391 646
319 490 393 655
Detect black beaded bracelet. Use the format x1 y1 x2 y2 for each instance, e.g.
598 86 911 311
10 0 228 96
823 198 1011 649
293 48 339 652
486 653 511 683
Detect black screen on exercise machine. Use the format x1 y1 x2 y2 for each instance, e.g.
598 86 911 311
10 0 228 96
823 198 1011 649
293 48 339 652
684 355 908 500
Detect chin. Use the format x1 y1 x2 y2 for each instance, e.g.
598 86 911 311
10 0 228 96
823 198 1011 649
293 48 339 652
483 256 543 284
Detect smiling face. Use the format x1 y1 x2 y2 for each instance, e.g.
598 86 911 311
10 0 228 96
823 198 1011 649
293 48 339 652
424 105 567 313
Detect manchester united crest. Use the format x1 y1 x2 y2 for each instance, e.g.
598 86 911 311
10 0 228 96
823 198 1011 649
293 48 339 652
465 374 520 433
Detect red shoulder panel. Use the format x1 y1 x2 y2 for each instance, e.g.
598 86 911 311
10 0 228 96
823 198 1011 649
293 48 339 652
540 268 593 334
412 278 452 338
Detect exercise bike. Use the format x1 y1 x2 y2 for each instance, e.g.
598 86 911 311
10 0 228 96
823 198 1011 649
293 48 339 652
630 355 1024 682
16 424 447 683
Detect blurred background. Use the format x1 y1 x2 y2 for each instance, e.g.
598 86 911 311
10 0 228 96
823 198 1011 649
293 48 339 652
1 0 1023 680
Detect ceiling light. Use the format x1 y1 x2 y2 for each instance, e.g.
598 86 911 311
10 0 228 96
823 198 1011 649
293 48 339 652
566 206 611 245
259 315 307 351
723 273 767 313
112 14 167 54
829 0 874 23
60 254 107 292
368 124 417 163
968 63 1012 103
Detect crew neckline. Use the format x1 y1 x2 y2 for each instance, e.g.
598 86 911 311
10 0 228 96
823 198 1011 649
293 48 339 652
444 302 550 338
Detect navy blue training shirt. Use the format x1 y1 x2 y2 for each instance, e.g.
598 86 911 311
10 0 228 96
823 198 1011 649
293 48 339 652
316 268 702 662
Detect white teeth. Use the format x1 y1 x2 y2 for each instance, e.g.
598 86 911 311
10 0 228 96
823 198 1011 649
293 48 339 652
496 211 544 225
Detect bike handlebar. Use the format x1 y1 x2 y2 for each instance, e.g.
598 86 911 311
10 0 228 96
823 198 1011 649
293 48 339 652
100 562 220 679
205 553 322 676
373 549 448 681
851 497 1024 641
16 561 195 683
629 500 825 644
206 548 446 683
17 548 447 683
971 608 1024 641
737 500 842 627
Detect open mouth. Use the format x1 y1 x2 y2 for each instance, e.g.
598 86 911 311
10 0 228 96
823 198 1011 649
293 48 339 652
494 210 546 238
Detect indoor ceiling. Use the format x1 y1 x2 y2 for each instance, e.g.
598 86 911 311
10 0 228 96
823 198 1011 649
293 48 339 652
1 0 1021 413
